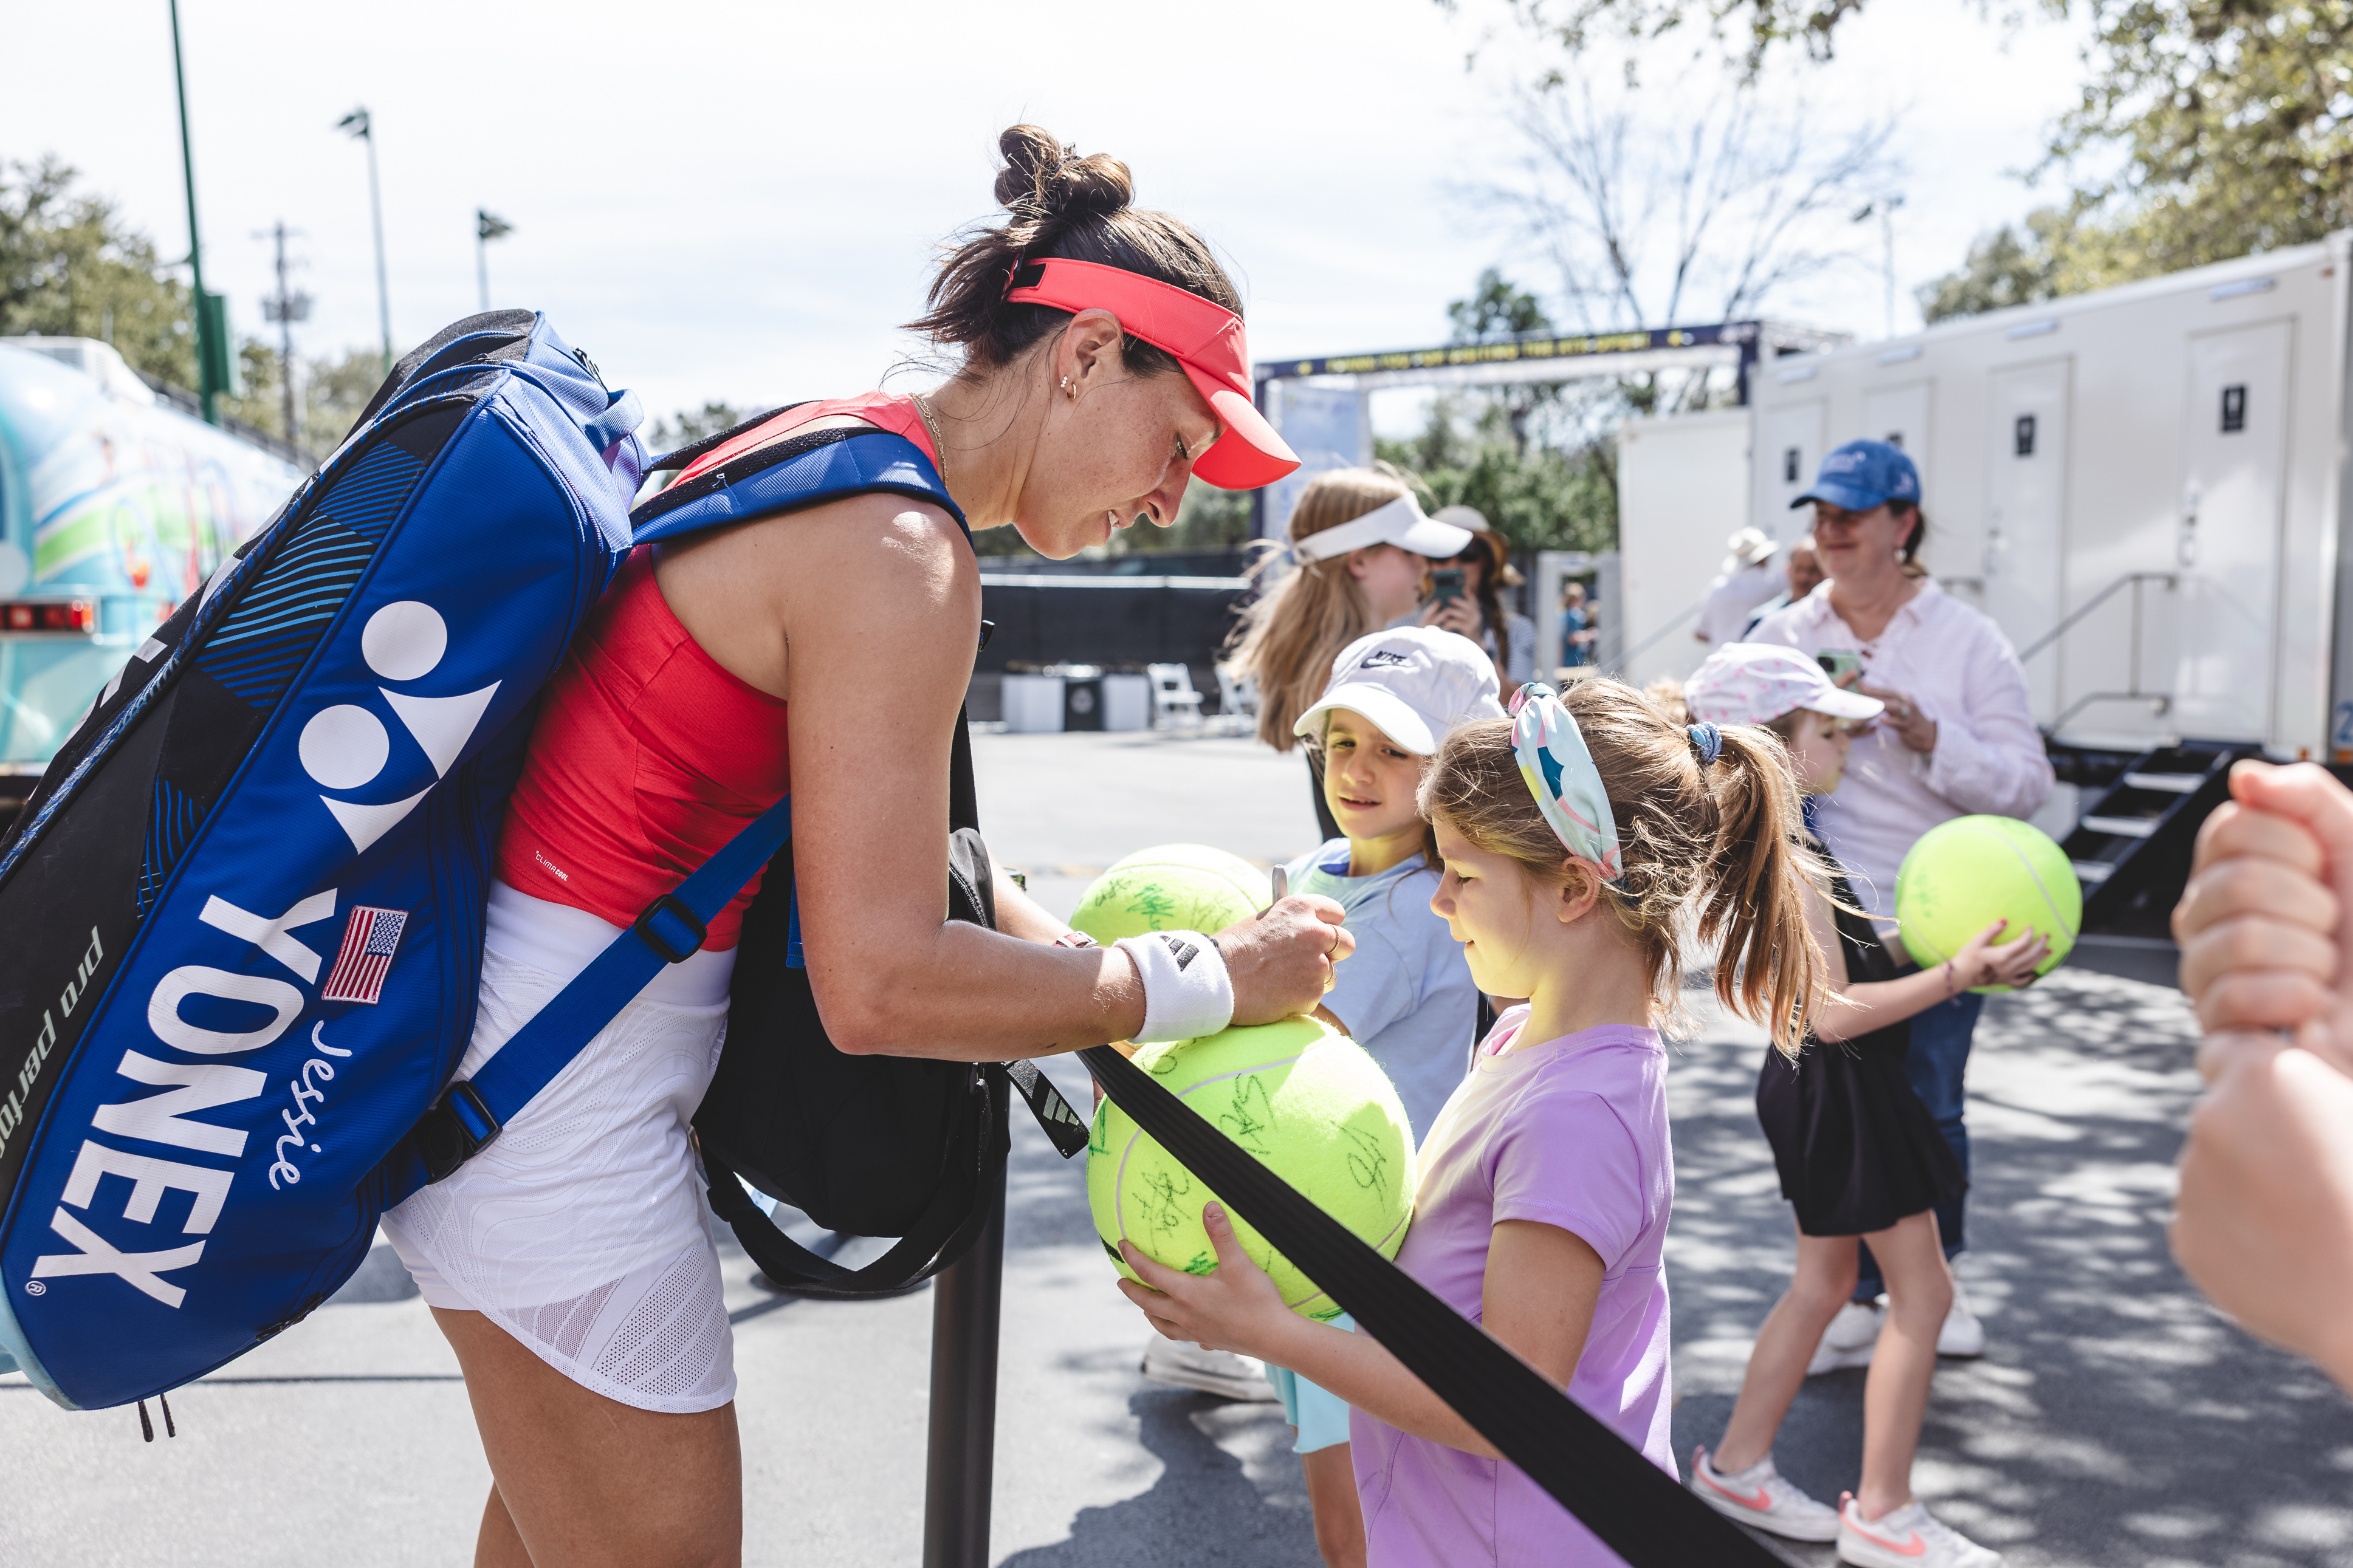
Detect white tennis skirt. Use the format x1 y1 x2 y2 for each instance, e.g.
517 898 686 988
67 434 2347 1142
383 881 740 1414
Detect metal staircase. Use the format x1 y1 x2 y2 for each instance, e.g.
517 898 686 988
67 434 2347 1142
2060 742 2254 939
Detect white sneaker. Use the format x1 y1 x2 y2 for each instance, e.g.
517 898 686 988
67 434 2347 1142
1838 1494 2002 1567
1688 1447 1841 1542
1938 1284 1985 1358
1808 1298 1884 1375
1139 1337 1280 1402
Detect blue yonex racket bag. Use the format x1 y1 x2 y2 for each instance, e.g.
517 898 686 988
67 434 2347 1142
0 310 974 1411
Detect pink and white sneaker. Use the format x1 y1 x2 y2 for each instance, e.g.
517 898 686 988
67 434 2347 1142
1686 1446 1841 1542
1837 1493 2002 1567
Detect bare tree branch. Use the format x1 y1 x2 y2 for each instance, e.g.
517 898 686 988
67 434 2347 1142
1466 78 1895 411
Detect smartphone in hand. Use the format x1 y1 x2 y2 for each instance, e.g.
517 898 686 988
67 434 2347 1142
1432 569 1465 606
1817 649 1863 686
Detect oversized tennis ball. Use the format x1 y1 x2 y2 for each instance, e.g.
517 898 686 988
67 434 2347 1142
1087 1015 1414 1321
1069 843 1269 944
1894 815 2081 990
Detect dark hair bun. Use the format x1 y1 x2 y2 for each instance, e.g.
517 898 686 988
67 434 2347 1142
993 123 1133 225
906 123 1237 366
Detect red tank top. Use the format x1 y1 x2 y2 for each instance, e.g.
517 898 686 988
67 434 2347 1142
495 394 937 949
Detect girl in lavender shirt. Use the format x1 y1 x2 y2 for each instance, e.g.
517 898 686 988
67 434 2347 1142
1116 678 1830 1566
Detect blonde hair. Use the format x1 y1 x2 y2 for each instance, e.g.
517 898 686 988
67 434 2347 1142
1418 679 1828 1057
1224 467 1417 751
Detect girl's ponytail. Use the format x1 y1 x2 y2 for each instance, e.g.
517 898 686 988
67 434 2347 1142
1421 679 1828 1056
1693 722 1825 1058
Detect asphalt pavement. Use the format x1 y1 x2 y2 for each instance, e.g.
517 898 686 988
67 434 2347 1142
2 724 2347 1566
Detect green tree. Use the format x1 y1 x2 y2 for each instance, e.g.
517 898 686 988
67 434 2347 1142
1 156 197 386
646 401 749 454
1917 205 2071 323
1450 0 1867 78
1379 397 1620 556
1386 271 1626 553
2042 0 2353 276
1479 0 2353 310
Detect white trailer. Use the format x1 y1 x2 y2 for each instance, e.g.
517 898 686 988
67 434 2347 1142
1742 236 2352 760
1607 239 2353 955
1613 406 1756 688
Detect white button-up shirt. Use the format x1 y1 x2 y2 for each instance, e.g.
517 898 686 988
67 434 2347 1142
1748 578 2054 922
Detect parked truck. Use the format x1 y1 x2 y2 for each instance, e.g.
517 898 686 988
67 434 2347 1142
0 338 304 812
1615 235 2353 960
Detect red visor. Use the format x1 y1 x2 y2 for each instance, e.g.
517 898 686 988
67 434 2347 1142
1005 256 1299 491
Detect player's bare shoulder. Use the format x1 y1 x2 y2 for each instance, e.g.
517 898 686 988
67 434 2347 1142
648 416 975 697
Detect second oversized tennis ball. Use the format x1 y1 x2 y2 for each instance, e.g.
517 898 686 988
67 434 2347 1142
1087 1015 1414 1321
1894 815 2081 990
1069 843 1269 944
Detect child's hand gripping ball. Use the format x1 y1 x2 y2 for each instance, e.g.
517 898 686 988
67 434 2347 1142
1087 1014 1414 1321
1894 814 2082 990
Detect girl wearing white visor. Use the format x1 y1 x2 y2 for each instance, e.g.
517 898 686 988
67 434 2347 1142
1676 644 2044 1567
1228 475 1472 843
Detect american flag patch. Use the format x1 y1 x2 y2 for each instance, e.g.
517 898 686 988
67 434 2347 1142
321 905 408 1004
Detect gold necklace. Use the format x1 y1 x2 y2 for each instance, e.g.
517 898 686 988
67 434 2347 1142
911 392 948 484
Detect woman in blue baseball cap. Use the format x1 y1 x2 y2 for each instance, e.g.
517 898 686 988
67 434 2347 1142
1748 437 2055 1370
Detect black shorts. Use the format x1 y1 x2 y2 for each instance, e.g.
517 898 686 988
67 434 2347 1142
1753 1025 1966 1238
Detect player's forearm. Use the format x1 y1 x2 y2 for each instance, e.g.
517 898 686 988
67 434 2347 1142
1260 1316 1501 1460
812 919 1143 1060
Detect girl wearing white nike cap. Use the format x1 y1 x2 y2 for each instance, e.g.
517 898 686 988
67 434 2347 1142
1675 644 2044 1568
1260 624 1505 1568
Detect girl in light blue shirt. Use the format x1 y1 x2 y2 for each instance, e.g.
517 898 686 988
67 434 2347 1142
1266 624 1505 1568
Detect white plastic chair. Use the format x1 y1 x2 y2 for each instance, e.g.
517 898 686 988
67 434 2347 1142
1212 666 1257 734
1146 663 1206 728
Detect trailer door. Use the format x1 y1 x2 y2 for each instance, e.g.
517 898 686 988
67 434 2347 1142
1863 381 1933 490
1984 360 2070 719
1760 399 1825 530
2174 320 2293 741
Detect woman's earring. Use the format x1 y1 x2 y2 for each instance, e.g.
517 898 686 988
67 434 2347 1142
1060 375 1077 401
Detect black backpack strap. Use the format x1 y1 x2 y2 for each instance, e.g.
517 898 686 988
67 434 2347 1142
1078 1043 1782 1568
704 1070 1008 1299
642 404 797 474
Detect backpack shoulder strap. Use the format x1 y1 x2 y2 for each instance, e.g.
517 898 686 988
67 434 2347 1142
630 427 964 546
410 433 969 1182
408 792 792 1182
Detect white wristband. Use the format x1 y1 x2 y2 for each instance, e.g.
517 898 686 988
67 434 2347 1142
1115 930 1235 1044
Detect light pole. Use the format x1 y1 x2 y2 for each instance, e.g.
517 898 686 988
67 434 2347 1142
475 210 514 313
168 0 232 424
1852 195 1906 340
258 222 312 450
338 106 393 377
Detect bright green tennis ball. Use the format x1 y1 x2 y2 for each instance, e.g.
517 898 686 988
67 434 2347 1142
1069 843 1269 945
1894 815 2081 990
1087 1015 1414 1321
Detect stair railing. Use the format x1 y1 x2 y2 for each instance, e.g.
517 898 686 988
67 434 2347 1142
1600 598 1706 678
2015 571 2179 733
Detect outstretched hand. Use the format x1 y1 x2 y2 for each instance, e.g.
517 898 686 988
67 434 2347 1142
1953 918 2052 991
1217 896 1354 1025
2169 759 2353 1389
2176 761 2347 1049
1116 1202 1293 1361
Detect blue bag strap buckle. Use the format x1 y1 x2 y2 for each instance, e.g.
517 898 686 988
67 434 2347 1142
418 1080 503 1183
633 893 708 965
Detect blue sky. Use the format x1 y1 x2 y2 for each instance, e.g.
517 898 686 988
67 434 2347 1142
5 1 2092 434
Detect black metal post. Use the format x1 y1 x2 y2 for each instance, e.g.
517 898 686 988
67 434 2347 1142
921 1147 1006 1568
